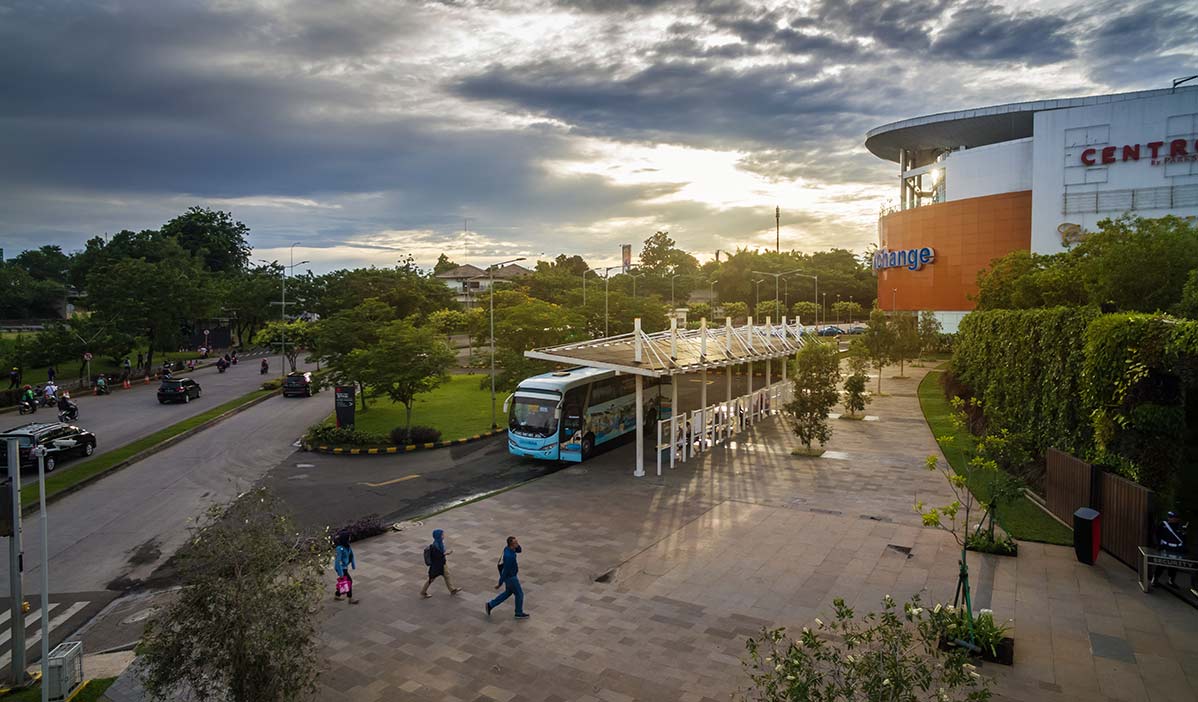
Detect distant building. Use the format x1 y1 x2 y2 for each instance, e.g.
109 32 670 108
435 262 532 305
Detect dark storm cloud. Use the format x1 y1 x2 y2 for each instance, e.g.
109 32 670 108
455 59 897 148
930 2 1075 64
1082 0 1198 86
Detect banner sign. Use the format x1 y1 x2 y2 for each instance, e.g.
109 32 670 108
621 244 632 273
873 246 935 272
334 385 356 428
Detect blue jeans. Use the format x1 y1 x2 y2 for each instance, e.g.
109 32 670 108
488 577 524 615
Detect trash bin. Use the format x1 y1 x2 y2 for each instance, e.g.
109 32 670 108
1074 507 1101 565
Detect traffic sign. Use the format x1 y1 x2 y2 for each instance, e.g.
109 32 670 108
82 352 92 361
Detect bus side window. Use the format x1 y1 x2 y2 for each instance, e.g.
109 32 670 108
561 387 586 437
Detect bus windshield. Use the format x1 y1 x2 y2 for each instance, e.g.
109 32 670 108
509 396 558 437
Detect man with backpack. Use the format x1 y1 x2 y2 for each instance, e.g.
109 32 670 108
485 536 528 619
420 529 461 598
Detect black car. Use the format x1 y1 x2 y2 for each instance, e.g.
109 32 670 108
0 422 97 472
157 377 202 404
282 371 313 398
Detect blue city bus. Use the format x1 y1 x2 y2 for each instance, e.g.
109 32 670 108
506 367 670 462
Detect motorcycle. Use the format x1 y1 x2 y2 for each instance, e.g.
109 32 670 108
216 360 228 373
18 400 37 415
95 382 110 396
58 405 78 422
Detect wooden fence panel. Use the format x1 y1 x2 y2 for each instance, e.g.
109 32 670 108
1099 472 1153 569
1045 447 1091 524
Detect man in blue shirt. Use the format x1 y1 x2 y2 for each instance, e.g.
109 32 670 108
486 536 529 619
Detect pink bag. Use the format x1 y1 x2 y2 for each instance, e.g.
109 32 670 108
336 575 351 595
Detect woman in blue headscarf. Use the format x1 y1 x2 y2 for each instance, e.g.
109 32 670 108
420 528 462 598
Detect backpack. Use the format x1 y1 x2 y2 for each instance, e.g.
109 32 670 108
423 545 433 566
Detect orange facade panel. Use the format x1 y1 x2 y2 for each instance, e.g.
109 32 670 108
877 191 1031 311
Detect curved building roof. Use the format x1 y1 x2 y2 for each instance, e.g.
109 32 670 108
865 86 1197 167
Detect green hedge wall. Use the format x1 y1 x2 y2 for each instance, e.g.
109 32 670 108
953 309 1197 505
953 307 1098 456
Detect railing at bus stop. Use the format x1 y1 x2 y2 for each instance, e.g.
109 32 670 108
654 380 789 475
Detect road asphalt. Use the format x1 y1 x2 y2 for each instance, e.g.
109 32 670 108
0 373 331 594
3 353 314 485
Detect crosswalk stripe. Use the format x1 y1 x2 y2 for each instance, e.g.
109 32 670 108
0 603 58 647
0 610 9 628
1 601 90 666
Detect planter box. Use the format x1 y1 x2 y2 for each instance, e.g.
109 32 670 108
939 636 1015 666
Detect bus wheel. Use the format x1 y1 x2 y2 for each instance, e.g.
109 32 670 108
581 435 594 461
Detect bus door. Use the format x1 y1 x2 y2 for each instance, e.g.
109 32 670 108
558 385 589 461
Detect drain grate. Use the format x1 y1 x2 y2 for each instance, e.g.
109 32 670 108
886 544 913 559
594 568 616 583
860 514 892 523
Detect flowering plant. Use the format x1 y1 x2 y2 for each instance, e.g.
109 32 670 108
743 595 991 701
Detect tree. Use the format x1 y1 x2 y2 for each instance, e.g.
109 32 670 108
311 299 395 410
892 311 920 378
348 320 455 434
218 264 283 347
138 489 330 702
784 339 840 454
831 300 863 323
640 231 698 276
428 308 468 346
688 302 712 322
0 264 65 318
843 339 871 418
1179 269 1198 319
791 301 820 324
85 237 212 371
253 319 314 372
917 310 944 363
161 206 252 274
722 301 749 322
12 245 70 282
861 308 894 395
433 254 458 275
755 299 783 323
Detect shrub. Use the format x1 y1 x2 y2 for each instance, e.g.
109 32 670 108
332 514 388 544
742 595 991 702
304 424 388 446
261 379 282 391
390 425 442 445
965 532 1018 557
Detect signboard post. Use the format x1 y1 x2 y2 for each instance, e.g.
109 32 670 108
334 385 356 428
82 352 92 388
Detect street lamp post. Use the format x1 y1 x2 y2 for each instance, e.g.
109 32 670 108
591 266 621 337
892 288 897 313
822 292 827 325
753 279 765 316
836 294 841 324
582 269 594 306
483 257 527 429
709 279 718 303
629 272 646 299
670 273 685 309
790 273 818 326
752 268 805 323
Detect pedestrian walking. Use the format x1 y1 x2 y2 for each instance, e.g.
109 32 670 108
46 365 56 382
333 533 359 604
421 529 462 598
136 352 143 370
8 367 19 389
1153 511 1189 589
485 536 528 619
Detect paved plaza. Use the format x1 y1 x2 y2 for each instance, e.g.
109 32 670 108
307 365 1198 702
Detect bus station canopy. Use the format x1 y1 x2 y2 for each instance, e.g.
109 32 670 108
524 318 808 378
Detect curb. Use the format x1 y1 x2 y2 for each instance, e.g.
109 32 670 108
306 428 505 456
22 388 282 516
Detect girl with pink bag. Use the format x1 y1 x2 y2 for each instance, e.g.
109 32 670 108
333 533 359 604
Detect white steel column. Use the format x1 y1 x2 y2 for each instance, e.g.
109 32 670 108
636 374 645 477
671 371 679 466
780 316 788 400
700 318 708 451
725 317 733 434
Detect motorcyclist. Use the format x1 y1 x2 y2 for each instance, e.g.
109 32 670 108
43 381 59 405
260 358 269 375
57 391 77 421
216 357 228 373
95 374 109 395
20 385 37 412
231 350 238 365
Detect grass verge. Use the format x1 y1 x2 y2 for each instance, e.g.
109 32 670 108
918 370 1073 546
341 374 495 440
0 677 115 701
21 388 274 509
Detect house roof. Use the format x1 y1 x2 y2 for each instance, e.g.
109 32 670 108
434 264 486 279
491 263 533 279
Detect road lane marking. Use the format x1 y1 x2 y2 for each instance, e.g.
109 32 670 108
362 474 421 487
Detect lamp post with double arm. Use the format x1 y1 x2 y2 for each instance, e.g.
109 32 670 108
481 257 526 429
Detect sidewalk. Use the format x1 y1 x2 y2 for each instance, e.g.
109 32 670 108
109 364 1198 701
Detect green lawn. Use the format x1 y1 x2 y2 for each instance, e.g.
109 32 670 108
351 374 495 440
0 677 114 701
21 388 273 509
918 370 1073 546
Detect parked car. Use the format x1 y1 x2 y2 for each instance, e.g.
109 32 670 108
847 325 867 334
817 326 846 336
0 422 97 472
282 371 314 398
157 377 202 404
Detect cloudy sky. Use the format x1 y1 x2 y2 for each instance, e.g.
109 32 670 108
1 0 1194 272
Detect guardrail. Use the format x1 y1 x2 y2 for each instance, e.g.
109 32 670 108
654 380 789 475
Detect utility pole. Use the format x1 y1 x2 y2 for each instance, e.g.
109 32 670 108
775 206 780 253
482 258 526 429
4 437 28 688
